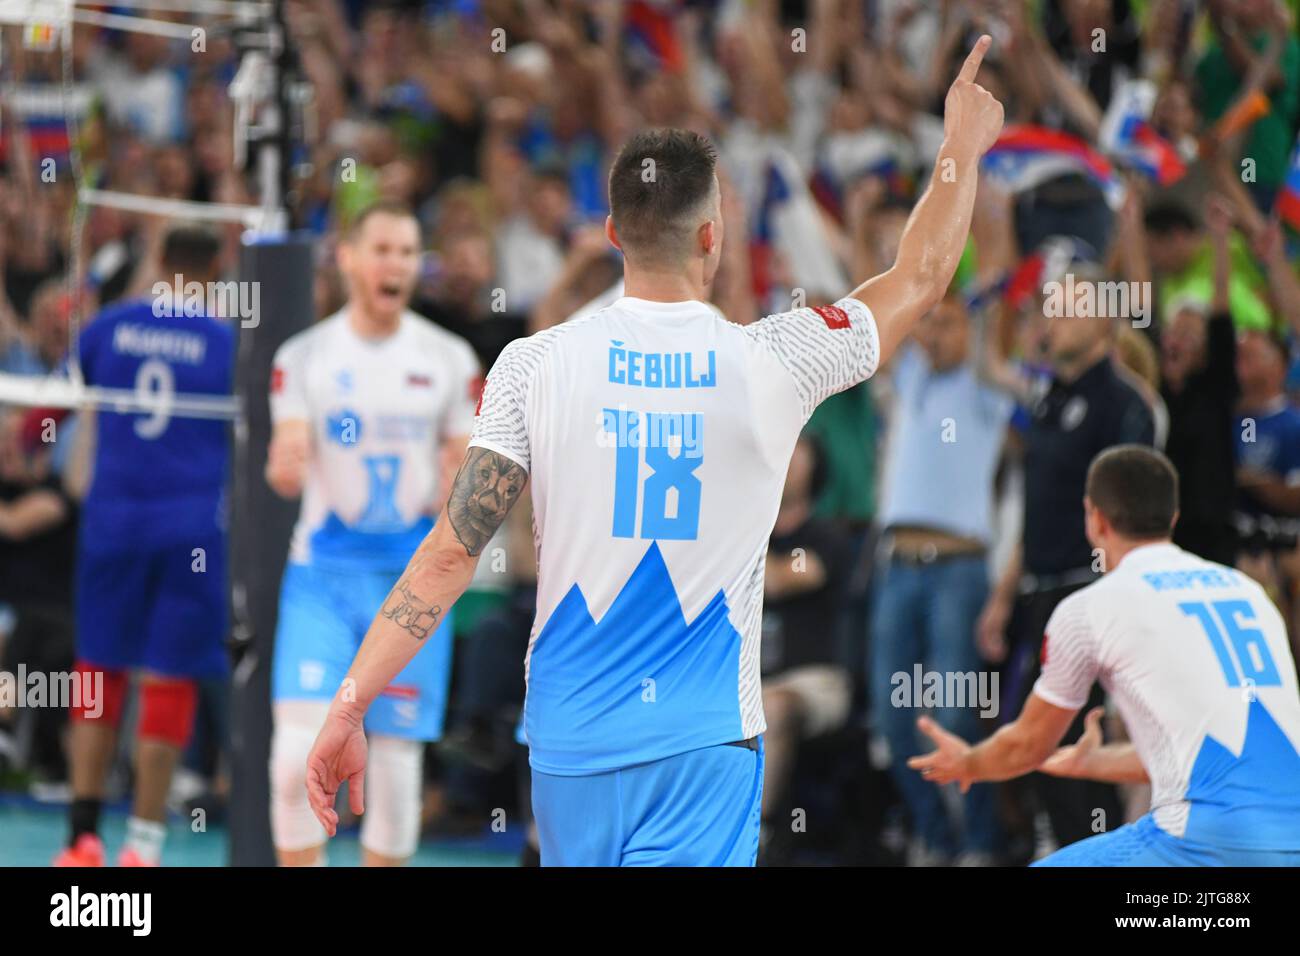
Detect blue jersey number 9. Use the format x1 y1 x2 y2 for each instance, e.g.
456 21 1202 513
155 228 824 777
133 358 175 439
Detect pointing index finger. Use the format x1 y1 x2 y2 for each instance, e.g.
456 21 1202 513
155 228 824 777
957 34 992 85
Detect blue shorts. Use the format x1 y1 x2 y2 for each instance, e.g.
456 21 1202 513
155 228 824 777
272 562 453 741
531 738 764 866
1033 813 1300 867
76 535 228 680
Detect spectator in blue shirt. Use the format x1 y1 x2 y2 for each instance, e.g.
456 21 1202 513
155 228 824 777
871 292 1013 866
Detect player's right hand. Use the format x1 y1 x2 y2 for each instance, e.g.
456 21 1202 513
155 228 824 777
265 424 311 498
306 707 368 837
1039 706 1105 779
942 35 1004 161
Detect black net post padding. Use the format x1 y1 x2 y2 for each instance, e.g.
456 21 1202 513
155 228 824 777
228 235 315 866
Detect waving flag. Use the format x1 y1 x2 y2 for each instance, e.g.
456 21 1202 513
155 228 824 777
751 148 846 306
1100 79 1187 187
1277 132 1300 232
813 130 913 219
1003 235 1100 309
1120 121 1187 186
981 124 1126 210
625 1 684 74
0 84 94 172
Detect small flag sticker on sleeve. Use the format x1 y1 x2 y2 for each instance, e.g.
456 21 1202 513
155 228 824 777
812 305 850 330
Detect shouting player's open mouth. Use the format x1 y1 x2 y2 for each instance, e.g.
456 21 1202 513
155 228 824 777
375 279 407 311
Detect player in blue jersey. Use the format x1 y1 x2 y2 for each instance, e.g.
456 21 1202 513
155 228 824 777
302 39 1004 866
265 201 479 866
910 446 1300 865
54 226 234 867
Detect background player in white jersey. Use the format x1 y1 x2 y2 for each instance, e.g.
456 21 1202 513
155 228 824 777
265 201 479 866
911 445 1300 865
301 37 1004 866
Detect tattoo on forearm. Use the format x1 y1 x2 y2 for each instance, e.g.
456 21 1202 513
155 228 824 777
380 577 443 640
447 446 527 556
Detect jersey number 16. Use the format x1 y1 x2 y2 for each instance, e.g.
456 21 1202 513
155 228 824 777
1179 600 1282 689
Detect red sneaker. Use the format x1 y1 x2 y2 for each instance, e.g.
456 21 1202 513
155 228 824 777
116 847 159 867
52 834 106 867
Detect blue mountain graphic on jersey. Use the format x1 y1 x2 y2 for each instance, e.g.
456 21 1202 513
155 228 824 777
524 542 745 772
1183 698 1300 846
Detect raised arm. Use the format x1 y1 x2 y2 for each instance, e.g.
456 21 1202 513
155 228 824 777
849 36 1004 366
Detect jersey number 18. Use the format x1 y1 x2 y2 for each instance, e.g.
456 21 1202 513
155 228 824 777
602 408 703 541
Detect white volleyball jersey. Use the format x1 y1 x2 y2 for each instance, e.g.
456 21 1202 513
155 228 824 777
1036 542 1300 849
470 295 879 774
270 310 480 571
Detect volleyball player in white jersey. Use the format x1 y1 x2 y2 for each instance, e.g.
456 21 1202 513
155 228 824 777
302 38 1004 866
911 445 1300 865
266 201 479 866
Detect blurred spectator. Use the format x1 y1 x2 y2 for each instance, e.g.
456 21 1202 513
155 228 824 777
494 166 574 314
88 32 186 144
979 264 1155 855
1144 202 1272 331
871 293 1012 866
1234 328 1300 632
760 434 852 864
1194 0 1300 211
0 408 78 789
1159 196 1240 567
414 229 528 368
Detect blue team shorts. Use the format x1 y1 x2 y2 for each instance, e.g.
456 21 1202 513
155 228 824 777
271 562 453 741
1033 812 1300 866
531 738 765 866
76 534 228 680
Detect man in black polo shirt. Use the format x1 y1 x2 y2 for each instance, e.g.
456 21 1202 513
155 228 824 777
978 266 1155 856
0 408 78 785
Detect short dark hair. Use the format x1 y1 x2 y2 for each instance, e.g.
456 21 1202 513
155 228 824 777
347 199 419 240
161 225 222 277
1243 327 1289 363
1144 202 1198 236
1085 445 1179 538
608 128 718 265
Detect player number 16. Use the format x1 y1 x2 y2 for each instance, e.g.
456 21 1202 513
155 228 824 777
1178 599 1282 688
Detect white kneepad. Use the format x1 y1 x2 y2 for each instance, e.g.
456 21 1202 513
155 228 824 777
270 701 330 852
360 735 424 860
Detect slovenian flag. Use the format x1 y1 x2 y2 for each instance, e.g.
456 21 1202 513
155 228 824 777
1100 79 1187 187
981 124 1126 210
751 149 847 306
1002 235 1099 309
1119 121 1187 186
625 1 684 73
812 131 913 220
1277 132 1300 232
